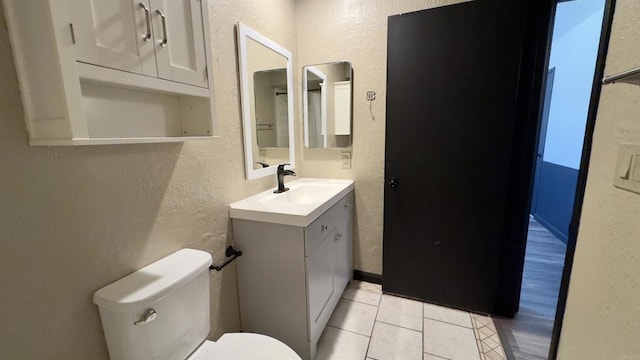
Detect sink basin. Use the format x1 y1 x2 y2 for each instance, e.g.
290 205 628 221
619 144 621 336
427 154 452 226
229 178 354 227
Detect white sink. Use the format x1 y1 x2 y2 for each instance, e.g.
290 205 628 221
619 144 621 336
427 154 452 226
229 178 354 227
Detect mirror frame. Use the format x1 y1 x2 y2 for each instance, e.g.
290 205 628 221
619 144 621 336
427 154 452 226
237 22 295 180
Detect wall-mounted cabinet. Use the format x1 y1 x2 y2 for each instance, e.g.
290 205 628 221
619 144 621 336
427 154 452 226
3 0 217 146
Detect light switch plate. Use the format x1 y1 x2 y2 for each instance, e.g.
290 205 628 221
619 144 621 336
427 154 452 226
341 151 352 169
613 144 640 194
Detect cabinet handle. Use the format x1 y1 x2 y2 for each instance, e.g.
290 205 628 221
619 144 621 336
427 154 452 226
156 9 168 47
138 3 152 42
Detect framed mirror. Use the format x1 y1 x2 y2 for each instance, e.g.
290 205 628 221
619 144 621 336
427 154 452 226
237 22 295 180
303 62 352 148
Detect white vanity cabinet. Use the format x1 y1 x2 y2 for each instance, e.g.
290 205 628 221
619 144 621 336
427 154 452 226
3 0 216 145
233 191 354 360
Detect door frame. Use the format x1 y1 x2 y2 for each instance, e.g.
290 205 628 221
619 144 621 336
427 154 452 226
549 0 617 358
530 67 555 214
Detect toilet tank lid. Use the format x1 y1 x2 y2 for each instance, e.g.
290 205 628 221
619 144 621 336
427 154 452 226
93 249 212 311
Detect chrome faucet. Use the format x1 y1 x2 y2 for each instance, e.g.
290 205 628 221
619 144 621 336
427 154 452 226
274 163 296 193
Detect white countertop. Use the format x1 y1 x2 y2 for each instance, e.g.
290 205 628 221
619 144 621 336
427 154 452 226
229 178 354 227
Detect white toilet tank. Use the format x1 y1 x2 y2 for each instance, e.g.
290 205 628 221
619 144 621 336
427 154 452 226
93 249 213 360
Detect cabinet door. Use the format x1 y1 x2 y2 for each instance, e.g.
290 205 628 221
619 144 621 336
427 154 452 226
334 198 354 291
67 0 158 76
150 0 208 88
306 231 335 331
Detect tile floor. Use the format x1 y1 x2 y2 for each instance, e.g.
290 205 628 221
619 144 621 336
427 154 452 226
316 281 506 360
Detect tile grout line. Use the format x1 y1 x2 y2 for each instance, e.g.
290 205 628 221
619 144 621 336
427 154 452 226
325 324 371 339
362 291 383 359
422 301 425 360
340 289 382 307
336 297 380 310
375 319 423 333
471 312 484 360
422 315 474 330
424 351 453 360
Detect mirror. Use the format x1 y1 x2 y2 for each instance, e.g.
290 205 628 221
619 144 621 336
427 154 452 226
303 62 353 148
237 22 295 180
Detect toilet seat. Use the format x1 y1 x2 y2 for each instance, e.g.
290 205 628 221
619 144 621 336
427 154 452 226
187 333 301 360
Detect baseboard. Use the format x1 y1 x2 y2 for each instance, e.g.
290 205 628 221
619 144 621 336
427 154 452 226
353 270 382 285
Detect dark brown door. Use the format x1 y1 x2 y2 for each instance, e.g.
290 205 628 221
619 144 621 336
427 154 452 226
383 0 530 314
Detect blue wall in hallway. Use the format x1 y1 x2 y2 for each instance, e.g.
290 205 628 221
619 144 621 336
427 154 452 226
533 162 579 243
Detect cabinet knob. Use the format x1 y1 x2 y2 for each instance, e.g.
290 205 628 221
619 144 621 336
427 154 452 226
321 224 328 232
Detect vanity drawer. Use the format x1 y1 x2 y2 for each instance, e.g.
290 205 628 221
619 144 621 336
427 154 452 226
334 191 354 223
304 191 354 256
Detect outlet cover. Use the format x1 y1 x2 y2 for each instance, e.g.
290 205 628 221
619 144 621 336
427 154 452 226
341 151 352 169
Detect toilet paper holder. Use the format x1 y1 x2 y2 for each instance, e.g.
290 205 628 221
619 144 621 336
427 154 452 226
209 246 243 271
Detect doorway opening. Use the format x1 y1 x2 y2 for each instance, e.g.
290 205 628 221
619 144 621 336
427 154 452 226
494 0 607 358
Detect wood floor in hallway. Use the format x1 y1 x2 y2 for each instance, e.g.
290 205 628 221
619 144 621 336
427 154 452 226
494 217 567 360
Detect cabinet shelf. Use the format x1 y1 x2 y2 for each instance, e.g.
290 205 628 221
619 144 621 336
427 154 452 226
602 66 640 85
29 135 217 147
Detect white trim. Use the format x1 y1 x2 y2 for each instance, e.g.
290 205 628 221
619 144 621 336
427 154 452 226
303 66 327 148
29 135 217 146
303 69 308 147
321 82 328 148
237 22 295 180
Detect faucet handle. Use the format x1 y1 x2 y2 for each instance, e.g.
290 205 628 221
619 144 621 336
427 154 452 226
277 163 291 171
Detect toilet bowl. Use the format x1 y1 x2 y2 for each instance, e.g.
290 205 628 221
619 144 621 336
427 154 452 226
188 334 299 359
93 248 301 360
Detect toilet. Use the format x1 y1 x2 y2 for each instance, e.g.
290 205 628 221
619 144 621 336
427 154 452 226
93 248 301 360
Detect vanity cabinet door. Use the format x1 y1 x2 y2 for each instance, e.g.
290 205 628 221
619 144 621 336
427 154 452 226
150 0 209 88
334 193 354 291
306 230 335 338
67 0 158 76
334 219 352 291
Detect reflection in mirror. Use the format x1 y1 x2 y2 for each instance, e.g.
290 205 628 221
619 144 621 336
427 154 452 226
303 62 352 148
254 69 289 148
237 22 295 180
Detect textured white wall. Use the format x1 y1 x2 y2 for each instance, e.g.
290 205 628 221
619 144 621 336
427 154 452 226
0 0 296 358
557 1 640 358
295 0 467 274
